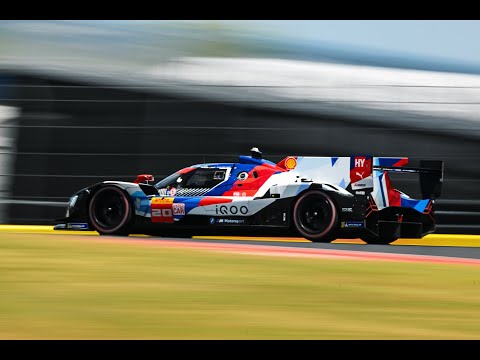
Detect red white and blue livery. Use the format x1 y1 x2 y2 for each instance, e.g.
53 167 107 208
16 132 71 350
54 148 444 244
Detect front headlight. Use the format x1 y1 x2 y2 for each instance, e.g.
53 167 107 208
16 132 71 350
66 195 78 218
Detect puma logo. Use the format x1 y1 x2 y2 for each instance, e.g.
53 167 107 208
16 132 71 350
356 171 365 179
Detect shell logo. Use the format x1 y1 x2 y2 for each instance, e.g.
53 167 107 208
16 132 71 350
285 157 297 170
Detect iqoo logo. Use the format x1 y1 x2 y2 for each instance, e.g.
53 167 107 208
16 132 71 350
215 205 248 215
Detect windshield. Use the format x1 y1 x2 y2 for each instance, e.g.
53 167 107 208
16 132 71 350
154 172 182 190
154 167 230 196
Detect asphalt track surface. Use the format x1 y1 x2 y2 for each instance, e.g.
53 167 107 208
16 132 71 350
162 237 480 260
2 225 480 261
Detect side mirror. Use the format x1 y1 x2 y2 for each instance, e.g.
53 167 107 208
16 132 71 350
133 174 155 184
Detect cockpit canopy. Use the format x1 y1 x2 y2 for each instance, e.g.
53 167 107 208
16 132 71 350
153 148 286 197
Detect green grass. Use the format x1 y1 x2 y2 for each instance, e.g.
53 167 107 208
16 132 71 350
1 233 480 339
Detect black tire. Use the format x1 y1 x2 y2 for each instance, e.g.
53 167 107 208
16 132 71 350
293 190 338 242
361 232 398 245
88 186 133 236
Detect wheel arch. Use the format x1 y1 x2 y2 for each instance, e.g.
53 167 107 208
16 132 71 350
292 183 349 213
86 182 136 207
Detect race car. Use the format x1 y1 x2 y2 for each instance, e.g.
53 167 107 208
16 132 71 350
54 148 444 244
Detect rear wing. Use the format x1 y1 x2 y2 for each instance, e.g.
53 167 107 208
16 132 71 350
373 160 444 199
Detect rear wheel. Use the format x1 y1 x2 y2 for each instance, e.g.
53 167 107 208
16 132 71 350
88 186 133 236
293 190 338 242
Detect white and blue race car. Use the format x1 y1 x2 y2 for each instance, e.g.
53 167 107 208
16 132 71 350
54 148 443 244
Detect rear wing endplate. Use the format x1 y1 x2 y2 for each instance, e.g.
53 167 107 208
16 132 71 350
373 160 444 199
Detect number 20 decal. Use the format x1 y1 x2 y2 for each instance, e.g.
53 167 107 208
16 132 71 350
152 209 172 217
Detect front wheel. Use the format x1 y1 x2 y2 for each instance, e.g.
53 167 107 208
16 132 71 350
293 190 338 242
88 186 133 236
